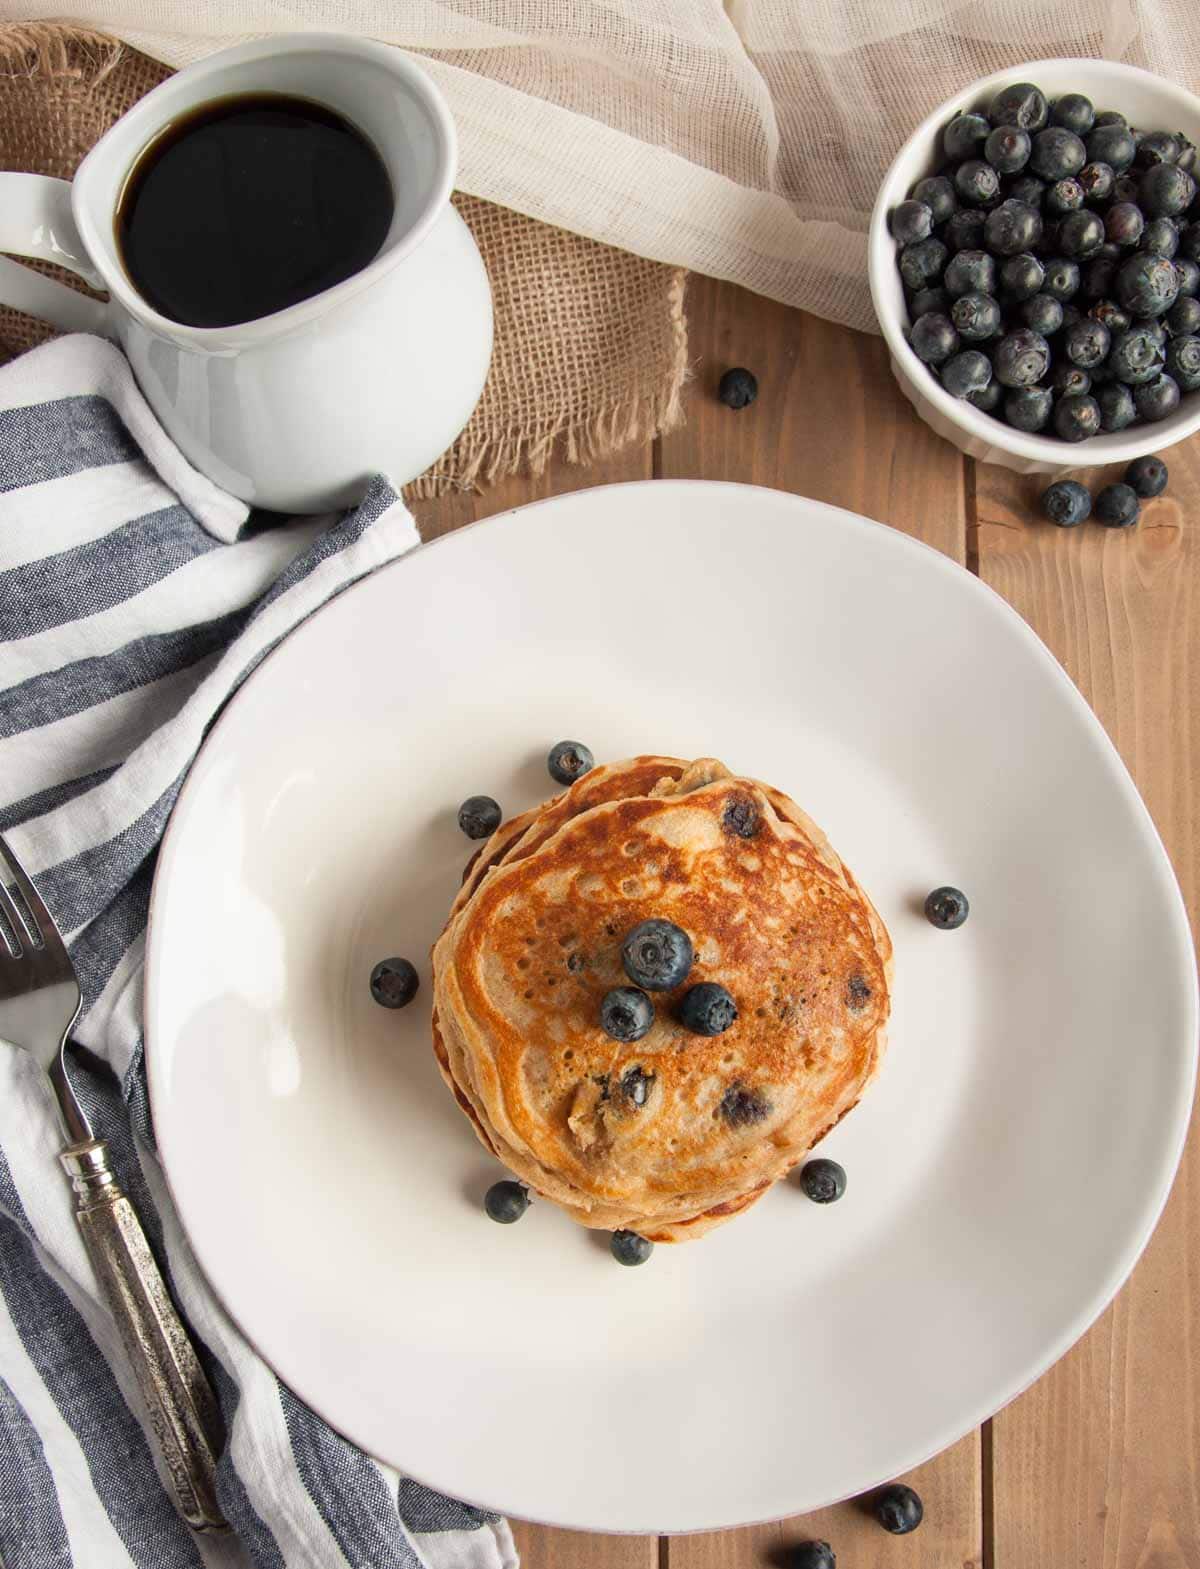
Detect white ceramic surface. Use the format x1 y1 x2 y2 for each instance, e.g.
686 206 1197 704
146 481 1197 1533
0 35 492 513
869 59 1200 474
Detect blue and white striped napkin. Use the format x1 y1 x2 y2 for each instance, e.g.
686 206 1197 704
0 334 517 1569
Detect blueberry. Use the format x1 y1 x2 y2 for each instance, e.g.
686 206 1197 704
621 918 693 991
1044 176 1085 216
984 198 1042 255
1116 252 1180 317
908 285 951 318
1006 173 1046 209
940 349 992 399
680 982 738 1036
997 251 1043 301
610 1230 653 1266
718 1081 770 1124
898 237 948 292
723 796 761 838
1050 362 1091 398
1041 479 1091 525
717 367 758 409
944 248 996 297
944 209 987 252
967 380 1002 412
458 795 502 839
1019 293 1062 334
911 174 957 224
1168 295 1200 338
992 328 1050 386
924 885 970 927
799 1157 847 1204
1180 222 1200 263
1086 123 1137 173
620 1065 654 1107
1165 332 1200 390
1094 110 1128 128
600 986 654 1043
1030 126 1086 181
951 291 1001 340
1096 240 1122 261
1178 134 1198 174
909 310 960 365
1078 161 1114 203
1140 163 1196 219
875 1484 924 1536
954 159 1000 207
944 112 991 162
547 739 595 785
1094 482 1140 527
1053 393 1101 441
1052 93 1095 136
1112 172 1141 204
369 957 419 1009
788 1543 835 1569
1134 372 1181 421
484 1180 529 1224
1040 258 1080 304
1090 298 1131 334
1108 324 1168 383
1080 257 1117 302
1058 209 1105 259
1136 129 1183 167
1174 257 1200 298
890 199 934 245
1140 217 1181 258
1063 317 1111 368
985 124 1031 173
1004 385 1053 431
1097 380 1137 431
1125 454 1169 497
988 82 1048 133
1105 201 1145 248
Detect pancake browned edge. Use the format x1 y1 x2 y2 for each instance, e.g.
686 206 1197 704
432 757 892 1242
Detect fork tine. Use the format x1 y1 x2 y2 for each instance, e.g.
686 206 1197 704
0 833 62 953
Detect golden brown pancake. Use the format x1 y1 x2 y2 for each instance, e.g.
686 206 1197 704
433 757 891 1241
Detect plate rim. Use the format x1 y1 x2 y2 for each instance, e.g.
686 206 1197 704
145 478 1199 1533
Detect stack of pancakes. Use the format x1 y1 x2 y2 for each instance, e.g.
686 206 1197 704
432 757 892 1242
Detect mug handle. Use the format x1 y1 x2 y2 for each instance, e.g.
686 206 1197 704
0 173 111 336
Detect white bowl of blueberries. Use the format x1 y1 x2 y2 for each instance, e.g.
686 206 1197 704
869 59 1200 472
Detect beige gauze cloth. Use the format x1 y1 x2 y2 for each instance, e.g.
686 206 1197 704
2 0 1192 332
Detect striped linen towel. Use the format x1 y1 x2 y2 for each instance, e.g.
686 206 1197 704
0 334 518 1569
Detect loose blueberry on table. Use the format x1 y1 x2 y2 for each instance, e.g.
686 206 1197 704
788 1543 835 1569
925 885 970 929
799 1157 847 1204
1126 453 1169 496
458 794 502 839
717 366 758 409
874 1483 924 1535
547 738 595 785
1095 482 1141 527
1041 479 1091 526
893 80 1200 439
484 1180 529 1224
610 1229 653 1266
369 957 419 1009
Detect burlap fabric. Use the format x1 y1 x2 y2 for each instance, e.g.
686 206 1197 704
0 22 688 498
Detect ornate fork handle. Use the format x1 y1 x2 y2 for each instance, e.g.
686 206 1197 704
61 1140 227 1532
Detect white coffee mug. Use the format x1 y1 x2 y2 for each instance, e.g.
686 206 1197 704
0 34 493 513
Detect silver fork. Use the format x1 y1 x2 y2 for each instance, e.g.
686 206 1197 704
0 833 227 1532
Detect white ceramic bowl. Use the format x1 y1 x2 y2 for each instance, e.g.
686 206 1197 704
869 58 1200 473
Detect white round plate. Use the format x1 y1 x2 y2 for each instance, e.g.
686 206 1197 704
147 481 1197 1533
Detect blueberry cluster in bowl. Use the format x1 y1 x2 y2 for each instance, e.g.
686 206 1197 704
892 81 1200 440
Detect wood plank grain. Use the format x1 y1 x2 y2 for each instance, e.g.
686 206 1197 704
660 276 981 1569
973 454 1199 1569
509 1522 657 1569
657 276 966 561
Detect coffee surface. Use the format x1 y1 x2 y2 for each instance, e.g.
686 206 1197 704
116 93 394 328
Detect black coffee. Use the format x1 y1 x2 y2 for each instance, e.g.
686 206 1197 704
116 93 394 329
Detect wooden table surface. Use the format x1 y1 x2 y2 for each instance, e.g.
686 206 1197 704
411 277 1199 1569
